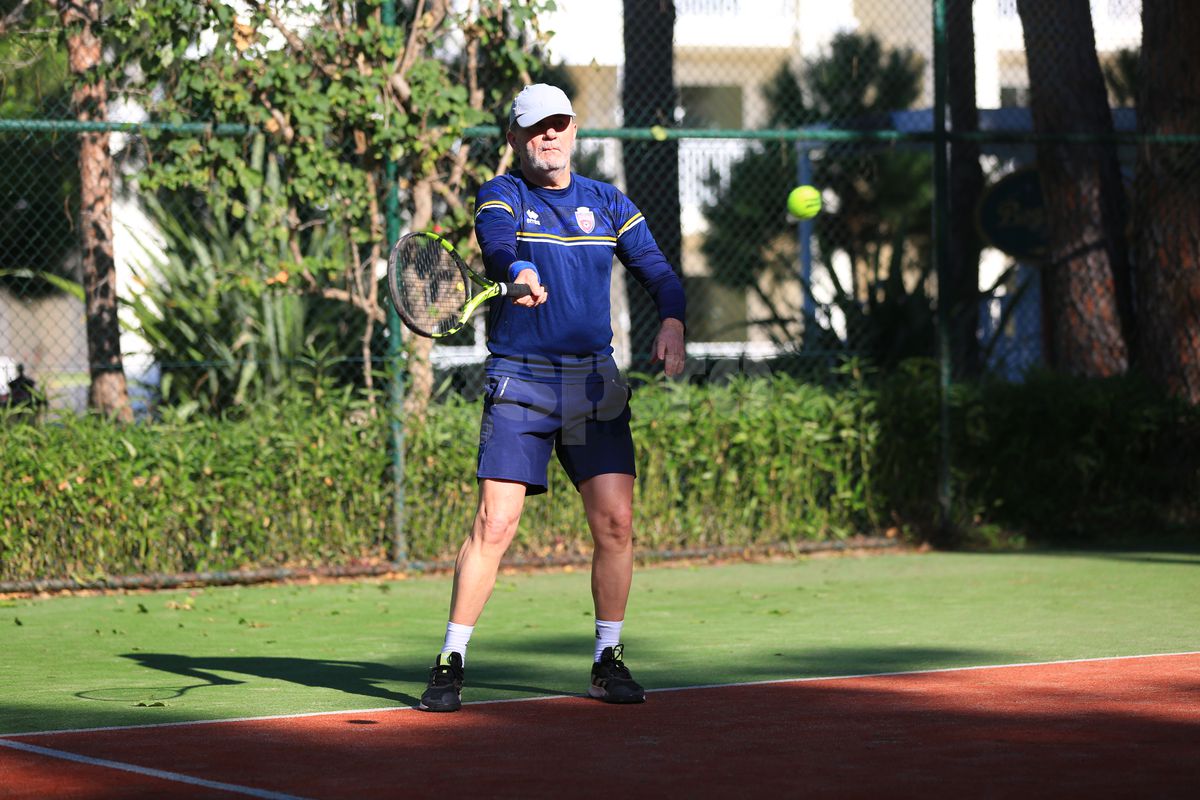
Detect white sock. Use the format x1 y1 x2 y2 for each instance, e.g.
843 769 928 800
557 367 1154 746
594 618 623 663
442 621 474 664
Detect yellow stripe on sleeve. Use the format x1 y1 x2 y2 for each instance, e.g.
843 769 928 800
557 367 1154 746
617 213 645 236
475 200 515 218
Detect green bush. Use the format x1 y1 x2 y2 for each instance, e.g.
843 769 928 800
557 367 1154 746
1 375 880 581
285 372 884 564
1 391 391 581
954 371 1200 541
627 373 879 547
872 360 1200 541
3 368 1196 582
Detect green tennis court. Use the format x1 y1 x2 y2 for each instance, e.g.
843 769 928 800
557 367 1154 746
3 550 1198 797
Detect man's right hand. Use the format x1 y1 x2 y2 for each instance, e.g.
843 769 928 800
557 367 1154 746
513 267 548 307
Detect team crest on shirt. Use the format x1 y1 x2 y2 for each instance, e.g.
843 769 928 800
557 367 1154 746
574 206 595 234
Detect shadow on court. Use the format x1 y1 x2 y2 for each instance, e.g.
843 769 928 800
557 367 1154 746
0 642 1016 736
108 642 1018 715
114 652 567 708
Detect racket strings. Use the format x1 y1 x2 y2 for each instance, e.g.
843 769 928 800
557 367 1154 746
396 236 470 336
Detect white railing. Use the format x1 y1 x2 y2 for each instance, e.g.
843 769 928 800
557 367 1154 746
998 0 1141 23
674 0 799 49
678 139 750 218
677 0 741 14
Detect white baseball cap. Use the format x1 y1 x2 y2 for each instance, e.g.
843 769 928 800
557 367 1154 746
508 84 576 128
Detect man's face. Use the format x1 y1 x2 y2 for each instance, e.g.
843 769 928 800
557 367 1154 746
510 114 576 182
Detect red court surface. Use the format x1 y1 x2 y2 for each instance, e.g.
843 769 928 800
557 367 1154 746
3 653 1198 799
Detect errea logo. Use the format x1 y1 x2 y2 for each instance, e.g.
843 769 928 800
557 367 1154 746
525 209 541 226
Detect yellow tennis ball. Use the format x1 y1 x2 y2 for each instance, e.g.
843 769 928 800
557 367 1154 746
787 185 822 219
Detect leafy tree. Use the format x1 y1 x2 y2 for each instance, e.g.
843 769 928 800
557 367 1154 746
701 33 933 370
0 0 78 298
122 136 356 412
100 0 552 413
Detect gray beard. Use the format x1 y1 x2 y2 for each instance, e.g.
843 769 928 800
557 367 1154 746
525 144 573 177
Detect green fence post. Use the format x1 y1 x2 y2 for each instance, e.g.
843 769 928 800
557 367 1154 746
933 0 953 536
382 0 406 566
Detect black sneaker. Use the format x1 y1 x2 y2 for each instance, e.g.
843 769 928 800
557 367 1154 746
419 652 464 712
588 644 646 704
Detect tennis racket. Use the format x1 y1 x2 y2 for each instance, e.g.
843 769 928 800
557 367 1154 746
386 230 532 338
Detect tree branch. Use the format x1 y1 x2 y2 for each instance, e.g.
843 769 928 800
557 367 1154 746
318 287 386 323
0 0 35 36
239 0 339 79
432 177 466 217
390 0 450 106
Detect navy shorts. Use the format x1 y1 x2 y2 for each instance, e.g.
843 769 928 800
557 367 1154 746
476 372 635 495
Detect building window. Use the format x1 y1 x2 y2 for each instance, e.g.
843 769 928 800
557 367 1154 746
678 85 744 130
999 85 1029 108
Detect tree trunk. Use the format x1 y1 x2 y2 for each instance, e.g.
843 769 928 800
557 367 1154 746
1017 0 1133 377
947 0 985 378
403 178 435 421
621 0 681 372
53 0 131 420
1134 1 1200 403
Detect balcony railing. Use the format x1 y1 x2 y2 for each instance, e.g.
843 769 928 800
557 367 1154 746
998 0 1141 22
675 0 798 48
677 0 741 14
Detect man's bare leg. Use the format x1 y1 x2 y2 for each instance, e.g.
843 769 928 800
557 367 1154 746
580 472 635 621
580 472 645 703
448 478 528 625
420 479 526 713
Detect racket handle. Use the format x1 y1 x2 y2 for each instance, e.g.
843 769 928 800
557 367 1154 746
500 282 534 298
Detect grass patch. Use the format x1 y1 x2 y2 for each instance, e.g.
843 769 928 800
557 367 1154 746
2 549 1198 735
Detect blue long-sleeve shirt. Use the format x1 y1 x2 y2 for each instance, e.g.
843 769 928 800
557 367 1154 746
474 171 686 381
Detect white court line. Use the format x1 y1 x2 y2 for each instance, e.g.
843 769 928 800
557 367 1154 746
4 650 1198 741
645 649 1200 695
0 737 310 800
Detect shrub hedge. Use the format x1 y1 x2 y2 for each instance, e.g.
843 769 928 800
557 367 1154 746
875 361 1200 542
2 364 1196 581
1 393 392 581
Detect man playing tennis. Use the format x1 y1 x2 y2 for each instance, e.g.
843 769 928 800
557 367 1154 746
419 83 686 712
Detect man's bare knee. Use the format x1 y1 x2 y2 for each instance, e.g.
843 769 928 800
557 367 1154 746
592 509 633 551
473 507 520 553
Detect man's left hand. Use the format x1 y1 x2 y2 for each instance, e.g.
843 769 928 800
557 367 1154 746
652 318 686 377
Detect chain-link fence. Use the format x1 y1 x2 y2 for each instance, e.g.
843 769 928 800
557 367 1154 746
0 122 395 414
4 1 1199 573
5 0 1180 417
